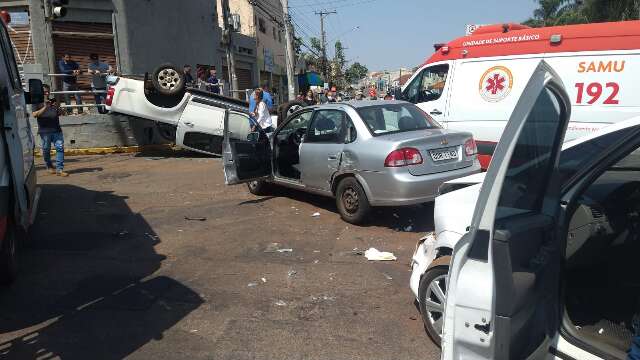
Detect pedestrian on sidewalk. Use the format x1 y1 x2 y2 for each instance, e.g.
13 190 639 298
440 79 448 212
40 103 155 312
31 85 68 177
206 68 220 94
87 53 111 114
183 64 194 87
58 53 83 114
249 82 273 114
303 90 316 106
250 88 273 133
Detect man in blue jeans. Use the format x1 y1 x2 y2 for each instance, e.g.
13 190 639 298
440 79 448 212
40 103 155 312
31 85 68 177
58 53 83 114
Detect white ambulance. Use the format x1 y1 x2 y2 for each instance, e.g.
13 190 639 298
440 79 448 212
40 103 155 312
401 20 640 168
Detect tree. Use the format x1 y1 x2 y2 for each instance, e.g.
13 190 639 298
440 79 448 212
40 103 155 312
298 37 323 72
524 0 639 27
345 62 368 85
331 41 347 88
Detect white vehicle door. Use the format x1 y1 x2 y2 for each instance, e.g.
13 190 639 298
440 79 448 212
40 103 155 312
442 60 571 360
176 96 233 156
402 61 453 123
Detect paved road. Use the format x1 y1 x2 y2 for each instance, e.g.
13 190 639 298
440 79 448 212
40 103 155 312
0 151 440 360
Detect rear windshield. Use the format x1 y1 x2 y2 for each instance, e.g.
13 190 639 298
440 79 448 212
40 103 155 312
356 103 441 136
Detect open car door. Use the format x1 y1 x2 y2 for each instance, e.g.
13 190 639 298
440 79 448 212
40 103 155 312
222 110 272 185
442 61 571 360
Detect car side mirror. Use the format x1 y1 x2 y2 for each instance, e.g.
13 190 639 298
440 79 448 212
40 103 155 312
26 79 44 104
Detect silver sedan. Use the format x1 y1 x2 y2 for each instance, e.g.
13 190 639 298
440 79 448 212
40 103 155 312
223 100 481 224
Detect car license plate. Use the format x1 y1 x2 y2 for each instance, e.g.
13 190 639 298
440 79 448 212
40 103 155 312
430 148 458 162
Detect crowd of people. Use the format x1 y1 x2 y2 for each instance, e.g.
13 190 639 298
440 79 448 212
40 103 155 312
295 85 395 105
57 53 114 115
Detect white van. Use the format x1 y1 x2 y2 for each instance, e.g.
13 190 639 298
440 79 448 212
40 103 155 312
401 20 640 168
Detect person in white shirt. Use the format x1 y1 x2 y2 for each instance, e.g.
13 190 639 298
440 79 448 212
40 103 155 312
250 88 273 133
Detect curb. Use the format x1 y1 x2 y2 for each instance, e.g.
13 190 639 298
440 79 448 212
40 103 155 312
35 144 176 157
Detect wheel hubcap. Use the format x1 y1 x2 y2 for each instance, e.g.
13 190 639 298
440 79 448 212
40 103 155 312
424 274 447 338
342 187 359 213
158 69 180 90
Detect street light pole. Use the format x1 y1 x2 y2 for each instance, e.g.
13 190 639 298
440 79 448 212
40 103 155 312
281 0 296 101
222 0 239 96
315 10 336 83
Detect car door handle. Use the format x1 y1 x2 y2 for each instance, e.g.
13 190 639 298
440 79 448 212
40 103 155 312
430 109 442 115
328 155 338 160
184 121 194 127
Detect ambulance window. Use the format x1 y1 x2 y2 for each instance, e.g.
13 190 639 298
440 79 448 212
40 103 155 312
419 64 448 102
402 72 422 103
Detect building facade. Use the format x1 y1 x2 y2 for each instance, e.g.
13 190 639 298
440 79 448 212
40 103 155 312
217 0 288 103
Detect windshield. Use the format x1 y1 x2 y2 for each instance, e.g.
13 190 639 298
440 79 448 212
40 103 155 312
356 103 441 136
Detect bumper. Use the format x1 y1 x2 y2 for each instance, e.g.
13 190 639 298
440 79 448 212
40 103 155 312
361 160 481 206
409 233 438 300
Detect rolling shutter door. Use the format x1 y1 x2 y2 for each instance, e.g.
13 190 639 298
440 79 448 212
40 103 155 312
51 22 115 102
222 66 253 99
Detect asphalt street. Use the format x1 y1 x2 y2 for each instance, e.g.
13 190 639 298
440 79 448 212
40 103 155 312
0 151 441 360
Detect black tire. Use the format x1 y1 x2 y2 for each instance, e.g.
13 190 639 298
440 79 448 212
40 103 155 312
152 63 185 96
0 222 17 285
335 177 371 224
247 180 269 195
418 265 449 347
278 100 306 124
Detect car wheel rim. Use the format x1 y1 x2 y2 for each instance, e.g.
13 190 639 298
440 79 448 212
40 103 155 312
287 105 302 117
424 273 447 338
158 69 180 90
342 187 359 213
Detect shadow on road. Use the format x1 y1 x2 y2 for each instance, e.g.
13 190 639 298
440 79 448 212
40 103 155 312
250 185 435 233
0 184 203 359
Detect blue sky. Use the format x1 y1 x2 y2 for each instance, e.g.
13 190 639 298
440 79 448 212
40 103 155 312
288 0 539 71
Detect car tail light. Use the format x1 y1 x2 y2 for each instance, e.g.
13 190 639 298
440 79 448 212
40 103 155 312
464 138 477 156
384 148 423 167
105 86 115 106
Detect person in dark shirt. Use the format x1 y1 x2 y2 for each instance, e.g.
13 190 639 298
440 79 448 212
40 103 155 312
206 68 220 94
32 85 68 177
183 64 194 87
58 53 83 114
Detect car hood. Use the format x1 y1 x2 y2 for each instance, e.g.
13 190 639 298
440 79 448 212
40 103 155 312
434 181 483 236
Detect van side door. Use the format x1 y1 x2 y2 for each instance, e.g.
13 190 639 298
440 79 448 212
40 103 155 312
402 62 453 123
0 21 33 228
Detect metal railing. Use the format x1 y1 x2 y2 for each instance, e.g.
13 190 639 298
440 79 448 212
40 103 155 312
47 72 111 109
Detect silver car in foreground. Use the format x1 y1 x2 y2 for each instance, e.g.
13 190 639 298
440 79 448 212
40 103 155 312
222 100 481 223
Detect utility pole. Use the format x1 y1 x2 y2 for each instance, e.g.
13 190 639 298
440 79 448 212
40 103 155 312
281 0 296 101
315 10 336 84
221 0 239 97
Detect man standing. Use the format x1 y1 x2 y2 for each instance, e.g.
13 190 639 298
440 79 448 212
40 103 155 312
87 53 111 114
58 53 83 114
183 64 194 86
31 85 68 177
206 68 220 94
249 82 273 114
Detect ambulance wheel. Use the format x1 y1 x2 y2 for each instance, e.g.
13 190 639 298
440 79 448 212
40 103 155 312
418 265 449 347
152 63 185 96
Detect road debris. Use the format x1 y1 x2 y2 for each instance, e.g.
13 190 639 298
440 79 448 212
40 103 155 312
287 269 297 278
184 216 207 221
261 277 267 283
247 282 258 287
382 272 393 280
364 248 397 261
277 248 293 253
403 225 414 232
311 212 320 217
274 300 287 306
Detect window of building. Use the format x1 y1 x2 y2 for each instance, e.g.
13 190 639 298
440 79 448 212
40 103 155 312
258 18 266 33
272 26 276 40
278 29 282 43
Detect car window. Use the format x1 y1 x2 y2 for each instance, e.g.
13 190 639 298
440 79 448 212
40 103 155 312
558 126 640 185
306 110 346 143
419 64 448 102
280 111 313 134
0 23 22 90
496 87 565 218
402 70 422 103
357 103 440 136
227 112 252 141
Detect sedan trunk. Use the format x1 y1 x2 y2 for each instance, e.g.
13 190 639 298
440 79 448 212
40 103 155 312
380 129 475 176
